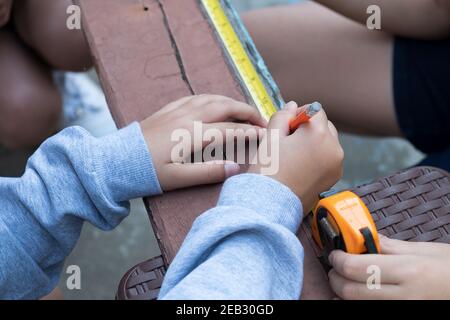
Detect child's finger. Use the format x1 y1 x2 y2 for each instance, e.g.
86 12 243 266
153 96 196 116
292 107 329 138
328 269 401 300
329 250 405 284
186 94 233 108
291 108 328 140
194 99 268 128
156 94 229 116
268 101 298 136
184 123 264 153
328 120 339 139
380 236 449 256
202 123 265 146
164 161 241 190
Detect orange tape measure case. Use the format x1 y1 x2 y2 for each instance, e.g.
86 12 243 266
311 191 381 264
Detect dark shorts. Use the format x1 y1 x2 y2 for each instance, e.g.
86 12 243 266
394 36 450 154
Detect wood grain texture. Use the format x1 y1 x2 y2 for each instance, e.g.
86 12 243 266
77 0 333 299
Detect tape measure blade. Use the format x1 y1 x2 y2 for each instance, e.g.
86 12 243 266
221 0 285 110
201 0 282 121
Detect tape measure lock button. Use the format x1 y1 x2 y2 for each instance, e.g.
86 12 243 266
319 190 339 200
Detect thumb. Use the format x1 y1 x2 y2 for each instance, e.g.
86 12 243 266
268 101 298 136
164 161 241 190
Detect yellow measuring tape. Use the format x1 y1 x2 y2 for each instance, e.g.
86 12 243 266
201 0 279 121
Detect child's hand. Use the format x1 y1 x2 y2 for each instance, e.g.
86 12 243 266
328 235 450 299
0 0 13 27
140 95 267 191
249 102 344 211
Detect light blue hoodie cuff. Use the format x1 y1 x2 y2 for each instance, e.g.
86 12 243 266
218 174 303 233
92 122 163 202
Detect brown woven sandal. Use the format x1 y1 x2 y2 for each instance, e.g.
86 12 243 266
116 256 166 300
117 166 450 300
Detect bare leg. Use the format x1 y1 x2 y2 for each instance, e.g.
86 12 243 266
0 28 61 149
244 2 401 136
13 0 92 71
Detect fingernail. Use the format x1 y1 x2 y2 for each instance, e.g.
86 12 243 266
285 101 298 110
310 101 322 113
328 251 336 265
224 162 241 178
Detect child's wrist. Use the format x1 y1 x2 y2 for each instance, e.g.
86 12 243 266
218 173 303 232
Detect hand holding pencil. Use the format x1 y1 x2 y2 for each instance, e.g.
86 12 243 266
289 102 322 133
250 101 344 211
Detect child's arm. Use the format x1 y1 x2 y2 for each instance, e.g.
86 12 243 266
159 103 344 300
0 0 13 27
0 95 265 299
315 0 450 39
0 123 160 299
159 173 304 300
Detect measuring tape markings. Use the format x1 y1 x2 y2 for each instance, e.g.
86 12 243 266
201 0 281 121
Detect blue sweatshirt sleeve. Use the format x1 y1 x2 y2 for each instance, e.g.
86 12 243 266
0 123 162 300
159 174 304 300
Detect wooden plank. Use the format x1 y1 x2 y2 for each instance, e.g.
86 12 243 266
77 0 333 299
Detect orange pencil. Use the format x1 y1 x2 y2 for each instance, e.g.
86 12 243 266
289 102 322 132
